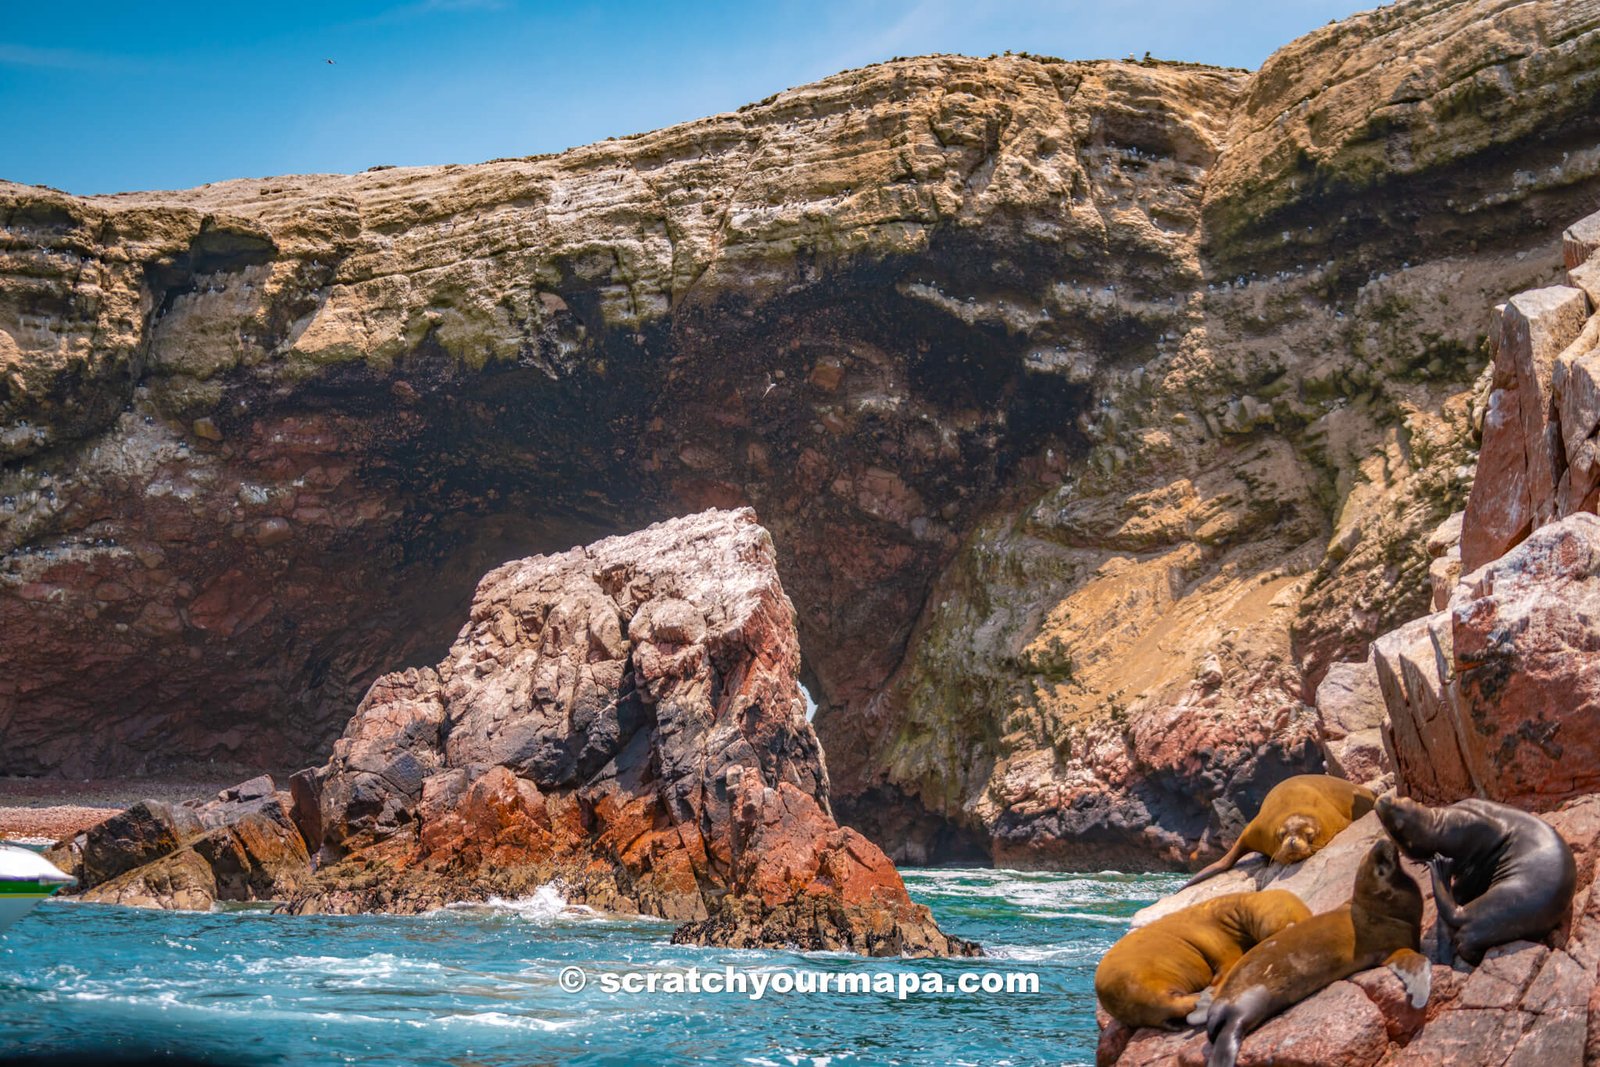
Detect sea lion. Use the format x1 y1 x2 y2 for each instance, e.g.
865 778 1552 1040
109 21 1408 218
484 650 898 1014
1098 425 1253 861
1200 837 1430 1067
1376 794 1576 966
1095 890 1312 1029
1184 775 1377 887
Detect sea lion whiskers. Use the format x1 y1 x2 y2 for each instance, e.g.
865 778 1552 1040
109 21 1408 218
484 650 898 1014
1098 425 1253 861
1271 814 1320 866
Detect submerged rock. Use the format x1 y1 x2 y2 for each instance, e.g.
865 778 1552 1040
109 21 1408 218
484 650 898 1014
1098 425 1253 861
67 509 974 956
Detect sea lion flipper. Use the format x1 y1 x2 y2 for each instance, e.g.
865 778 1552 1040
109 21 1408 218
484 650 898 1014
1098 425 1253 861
1428 856 1465 927
1185 986 1215 1026
1384 948 1431 1008
1183 838 1248 889
1205 1012 1244 1067
1205 988 1269 1067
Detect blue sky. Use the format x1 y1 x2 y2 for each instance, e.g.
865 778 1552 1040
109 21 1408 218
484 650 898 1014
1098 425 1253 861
3 1 1377 196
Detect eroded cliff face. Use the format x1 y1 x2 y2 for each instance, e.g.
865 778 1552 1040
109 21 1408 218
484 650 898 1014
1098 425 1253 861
0 55 1238 777
825 0 1600 867
4 0 1600 869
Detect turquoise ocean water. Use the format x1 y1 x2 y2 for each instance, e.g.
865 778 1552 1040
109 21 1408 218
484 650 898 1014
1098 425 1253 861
0 868 1184 1066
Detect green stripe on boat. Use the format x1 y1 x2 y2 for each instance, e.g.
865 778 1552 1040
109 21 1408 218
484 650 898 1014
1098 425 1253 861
0 883 60 896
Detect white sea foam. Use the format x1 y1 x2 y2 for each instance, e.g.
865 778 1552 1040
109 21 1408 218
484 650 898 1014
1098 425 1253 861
440 883 576 924
440 882 671 926
481 883 570 922
900 867 1176 912
1026 911 1130 925
985 943 1102 962
240 953 444 980
441 1010 580 1032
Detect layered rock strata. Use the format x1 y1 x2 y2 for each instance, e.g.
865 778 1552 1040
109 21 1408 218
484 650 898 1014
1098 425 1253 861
56 510 974 956
3 0 1600 870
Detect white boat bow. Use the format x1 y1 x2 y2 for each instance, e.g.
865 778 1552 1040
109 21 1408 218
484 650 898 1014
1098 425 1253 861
0 843 76 932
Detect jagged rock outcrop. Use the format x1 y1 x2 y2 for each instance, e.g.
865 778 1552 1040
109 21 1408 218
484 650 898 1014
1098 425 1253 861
1461 284 1593 569
1313 656 1393 789
4 0 1600 869
1379 513 1600 807
1369 212 1600 808
45 775 311 910
60 509 974 956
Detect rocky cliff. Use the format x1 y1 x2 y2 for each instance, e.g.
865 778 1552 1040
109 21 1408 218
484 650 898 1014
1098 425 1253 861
4 0 1600 868
1099 203 1600 1064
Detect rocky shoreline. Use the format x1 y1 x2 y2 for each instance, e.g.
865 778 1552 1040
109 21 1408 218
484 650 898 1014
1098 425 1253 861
41 510 976 957
0 777 240 843
0 806 117 843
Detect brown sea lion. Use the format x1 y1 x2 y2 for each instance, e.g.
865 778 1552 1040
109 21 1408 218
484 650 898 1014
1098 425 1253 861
1200 837 1430 1067
1184 775 1377 887
1094 890 1312 1029
1377 794 1576 966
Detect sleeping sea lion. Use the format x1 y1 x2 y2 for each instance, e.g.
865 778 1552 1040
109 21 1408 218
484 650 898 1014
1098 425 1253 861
1094 890 1312 1029
1376 794 1576 966
1200 837 1430 1067
1184 775 1377 887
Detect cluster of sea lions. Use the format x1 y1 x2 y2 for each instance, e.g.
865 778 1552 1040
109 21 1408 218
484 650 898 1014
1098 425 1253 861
1094 890 1311 1029
1095 774 1579 1067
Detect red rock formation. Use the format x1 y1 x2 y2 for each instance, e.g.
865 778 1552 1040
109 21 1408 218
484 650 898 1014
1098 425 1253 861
1451 514 1600 805
57 509 972 956
280 508 972 955
1460 285 1591 571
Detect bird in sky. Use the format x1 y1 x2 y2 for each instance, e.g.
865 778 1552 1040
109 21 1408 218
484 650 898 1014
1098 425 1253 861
326 58 336 65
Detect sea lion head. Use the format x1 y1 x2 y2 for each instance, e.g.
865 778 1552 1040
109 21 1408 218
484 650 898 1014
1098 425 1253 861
1272 814 1320 866
1376 794 1436 860
1354 836 1424 928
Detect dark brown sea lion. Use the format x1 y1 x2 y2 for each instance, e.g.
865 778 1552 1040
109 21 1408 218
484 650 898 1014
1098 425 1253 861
1376 794 1576 966
1184 775 1377 887
1094 890 1312 1029
1200 837 1430 1067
